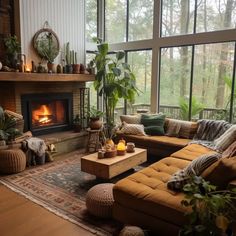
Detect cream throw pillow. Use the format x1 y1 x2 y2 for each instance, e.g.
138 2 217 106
120 122 146 136
120 114 141 124
214 125 236 152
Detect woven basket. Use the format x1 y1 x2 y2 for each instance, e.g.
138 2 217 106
104 149 117 158
5 110 24 132
0 149 26 174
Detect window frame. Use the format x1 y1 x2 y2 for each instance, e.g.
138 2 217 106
86 0 236 121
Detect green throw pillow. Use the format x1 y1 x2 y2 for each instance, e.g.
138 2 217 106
141 114 165 135
144 126 165 135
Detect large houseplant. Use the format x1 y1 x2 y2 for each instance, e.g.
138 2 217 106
180 176 236 236
93 38 139 138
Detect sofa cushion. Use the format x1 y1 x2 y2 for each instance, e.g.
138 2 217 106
202 157 236 189
141 114 165 135
171 144 215 161
214 125 236 152
119 122 146 136
144 126 164 136
165 119 198 139
117 134 190 148
120 114 141 124
113 157 191 226
167 153 221 191
222 140 236 158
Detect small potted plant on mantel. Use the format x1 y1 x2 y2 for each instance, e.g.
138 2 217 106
36 32 59 73
88 106 104 130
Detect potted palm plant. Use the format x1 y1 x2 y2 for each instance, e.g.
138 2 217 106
93 38 139 138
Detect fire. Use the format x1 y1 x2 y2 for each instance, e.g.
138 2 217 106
32 105 52 125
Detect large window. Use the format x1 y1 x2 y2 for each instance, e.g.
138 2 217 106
160 47 191 119
193 42 235 120
129 0 153 41
86 0 236 122
127 50 152 113
85 0 97 42
105 0 154 43
105 0 127 43
161 0 195 36
196 0 236 33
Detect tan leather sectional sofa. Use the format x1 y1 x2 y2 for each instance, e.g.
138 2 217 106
113 130 236 235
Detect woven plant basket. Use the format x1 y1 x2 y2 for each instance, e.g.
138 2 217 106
0 149 26 174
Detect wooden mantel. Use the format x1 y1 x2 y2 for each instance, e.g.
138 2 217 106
0 72 95 82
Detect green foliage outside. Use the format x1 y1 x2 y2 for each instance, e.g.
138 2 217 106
179 97 204 121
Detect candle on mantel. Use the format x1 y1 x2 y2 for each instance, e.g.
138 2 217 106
25 66 30 73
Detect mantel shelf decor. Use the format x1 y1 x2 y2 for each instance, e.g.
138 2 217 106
0 72 95 82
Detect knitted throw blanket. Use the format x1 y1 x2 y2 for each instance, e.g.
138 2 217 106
194 119 231 141
191 119 232 150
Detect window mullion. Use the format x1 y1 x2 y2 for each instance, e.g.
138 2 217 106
229 42 236 123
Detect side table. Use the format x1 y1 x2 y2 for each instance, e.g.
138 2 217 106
86 128 101 153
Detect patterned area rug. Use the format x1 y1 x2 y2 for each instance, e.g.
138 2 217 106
0 150 125 236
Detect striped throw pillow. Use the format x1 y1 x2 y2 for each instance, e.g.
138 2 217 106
120 122 146 136
214 125 236 152
167 153 221 191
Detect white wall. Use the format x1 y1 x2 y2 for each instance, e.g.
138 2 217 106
20 0 85 67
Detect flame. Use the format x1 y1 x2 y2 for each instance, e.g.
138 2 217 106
33 105 52 125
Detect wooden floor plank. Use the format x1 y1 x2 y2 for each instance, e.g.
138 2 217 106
0 184 96 236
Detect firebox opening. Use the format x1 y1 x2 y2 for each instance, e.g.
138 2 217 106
32 101 67 129
21 93 73 135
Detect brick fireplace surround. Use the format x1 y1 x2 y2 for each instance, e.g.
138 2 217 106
0 72 94 133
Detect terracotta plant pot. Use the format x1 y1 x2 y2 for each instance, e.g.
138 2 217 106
47 63 55 73
73 64 80 74
89 118 103 130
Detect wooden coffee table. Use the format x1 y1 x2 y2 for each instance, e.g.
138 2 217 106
81 148 147 179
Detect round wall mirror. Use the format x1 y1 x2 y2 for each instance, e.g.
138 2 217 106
33 28 60 63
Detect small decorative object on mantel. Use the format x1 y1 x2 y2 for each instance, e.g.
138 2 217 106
33 21 60 73
64 42 80 74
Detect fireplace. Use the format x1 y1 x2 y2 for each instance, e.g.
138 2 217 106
21 93 73 135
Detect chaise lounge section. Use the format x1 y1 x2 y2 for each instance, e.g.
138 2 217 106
113 144 215 235
113 116 236 235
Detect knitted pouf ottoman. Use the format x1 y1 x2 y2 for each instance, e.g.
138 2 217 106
86 183 114 218
0 149 26 174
